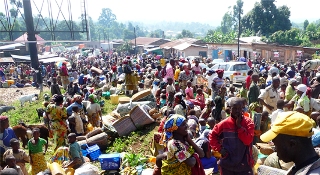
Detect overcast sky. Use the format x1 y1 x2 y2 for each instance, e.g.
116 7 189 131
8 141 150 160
1 0 319 27
83 0 319 25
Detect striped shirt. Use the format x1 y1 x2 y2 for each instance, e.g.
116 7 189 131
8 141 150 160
212 76 225 91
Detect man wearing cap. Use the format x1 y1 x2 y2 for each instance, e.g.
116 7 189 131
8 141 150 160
259 77 280 113
260 111 320 174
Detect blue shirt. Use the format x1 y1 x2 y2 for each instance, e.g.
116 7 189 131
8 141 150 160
117 66 123 75
0 128 17 154
78 74 84 85
66 102 84 116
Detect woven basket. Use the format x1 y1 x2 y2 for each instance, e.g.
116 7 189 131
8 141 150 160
119 97 131 104
151 113 162 120
149 108 158 116
112 116 137 137
129 106 155 128
131 89 152 101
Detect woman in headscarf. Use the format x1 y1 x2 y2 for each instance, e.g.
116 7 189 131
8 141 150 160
286 84 311 115
45 95 68 151
195 129 219 173
86 94 102 127
174 93 187 117
178 63 194 91
160 114 205 175
123 58 138 95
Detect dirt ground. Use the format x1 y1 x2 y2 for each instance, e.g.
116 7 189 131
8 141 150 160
0 87 49 105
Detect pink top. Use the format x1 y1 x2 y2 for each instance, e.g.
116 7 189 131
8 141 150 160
185 87 194 100
195 93 205 104
192 65 201 75
164 63 174 82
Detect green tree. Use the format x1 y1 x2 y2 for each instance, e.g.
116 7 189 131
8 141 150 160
241 0 291 36
98 8 117 41
176 29 194 39
148 29 163 38
123 29 135 40
233 0 244 31
304 20 309 31
221 9 233 34
204 30 236 43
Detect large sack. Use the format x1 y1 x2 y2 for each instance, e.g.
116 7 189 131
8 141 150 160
112 115 137 137
90 67 102 75
74 163 99 175
78 132 109 150
132 89 152 101
102 115 117 126
86 128 103 139
115 101 156 116
119 96 131 104
304 60 320 71
129 106 154 128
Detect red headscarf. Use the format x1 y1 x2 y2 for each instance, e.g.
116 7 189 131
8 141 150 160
216 69 224 74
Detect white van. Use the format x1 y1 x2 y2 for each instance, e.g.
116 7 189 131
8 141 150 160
211 62 250 83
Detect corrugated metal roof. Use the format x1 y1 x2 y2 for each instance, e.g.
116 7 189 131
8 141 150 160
0 43 24 50
160 38 201 49
130 37 163 46
14 33 45 44
173 43 192 50
0 57 14 63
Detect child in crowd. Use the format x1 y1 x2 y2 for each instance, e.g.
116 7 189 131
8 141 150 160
3 155 23 175
159 94 167 108
239 82 248 100
189 88 205 109
269 99 284 124
199 118 207 135
185 81 194 100
207 117 216 130
63 133 84 169
166 78 175 104
83 88 90 101
72 105 84 136
3 139 29 175
187 109 198 124
228 85 236 98
138 82 144 91
279 84 287 100
50 77 61 96
28 128 48 175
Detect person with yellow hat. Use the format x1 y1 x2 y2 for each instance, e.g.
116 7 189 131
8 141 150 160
260 111 320 175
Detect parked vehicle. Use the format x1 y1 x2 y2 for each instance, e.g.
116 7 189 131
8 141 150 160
211 62 250 83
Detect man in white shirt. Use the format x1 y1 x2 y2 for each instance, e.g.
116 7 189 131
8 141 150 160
259 77 280 113
269 99 284 124
206 70 215 96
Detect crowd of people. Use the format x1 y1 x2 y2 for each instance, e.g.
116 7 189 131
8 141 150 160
1 47 320 175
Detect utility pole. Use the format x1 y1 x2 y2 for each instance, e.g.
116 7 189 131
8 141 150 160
134 27 137 57
237 5 241 59
22 0 38 69
22 0 42 91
